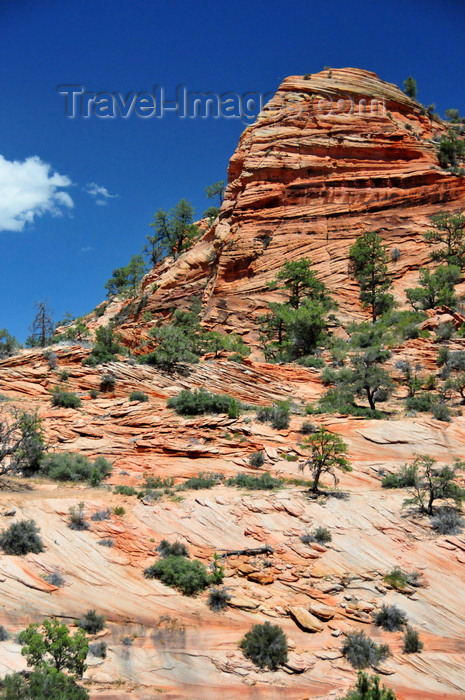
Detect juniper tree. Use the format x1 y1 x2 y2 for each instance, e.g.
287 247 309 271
149 199 199 260
349 232 394 322
406 265 460 310
301 427 351 494
424 212 465 269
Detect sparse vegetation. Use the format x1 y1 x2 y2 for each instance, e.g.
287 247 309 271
256 403 291 429
39 452 112 484
226 473 283 490
403 456 464 515
157 540 189 558
431 506 464 534
178 472 223 490
129 390 149 402
208 587 231 611
78 610 105 634
0 407 45 477
341 630 391 669
89 641 107 658
144 555 211 595
68 503 89 531
301 428 351 494
167 389 241 417
339 671 397 699
402 627 423 654
0 519 44 555
373 604 408 632
51 388 82 408
239 622 288 670
45 572 65 587
249 451 265 468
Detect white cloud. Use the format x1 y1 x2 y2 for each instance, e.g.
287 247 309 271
0 154 73 232
84 182 118 203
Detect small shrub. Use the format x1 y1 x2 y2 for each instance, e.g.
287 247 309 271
45 572 65 587
39 452 112 484
157 539 189 558
390 247 401 262
167 389 240 417
144 555 211 595
423 373 437 390
249 451 265 468
313 526 332 544
431 506 464 534
435 322 454 341
374 604 408 631
98 538 114 547
122 636 133 646
341 630 391 669
59 369 70 381
89 641 107 658
383 568 409 590
100 374 116 392
46 351 58 370
179 472 223 490
79 610 105 634
91 508 111 521
208 587 231 611
113 506 125 516
297 356 325 369
68 503 89 531
0 625 9 641
256 403 290 429
340 672 397 699
129 390 149 402
403 626 423 654
431 402 451 422
239 621 288 670
227 473 282 490
381 463 417 489
89 389 99 399
51 388 81 408
114 485 138 496
300 420 317 435
0 519 44 555
405 392 433 412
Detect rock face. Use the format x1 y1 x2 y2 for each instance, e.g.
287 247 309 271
101 67 465 347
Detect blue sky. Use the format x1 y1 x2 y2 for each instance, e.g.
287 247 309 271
1 0 464 341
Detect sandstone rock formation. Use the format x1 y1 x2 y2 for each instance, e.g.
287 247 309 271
1 69 465 699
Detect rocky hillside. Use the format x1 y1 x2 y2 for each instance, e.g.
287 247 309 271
1 69 465 699
87 67 465 349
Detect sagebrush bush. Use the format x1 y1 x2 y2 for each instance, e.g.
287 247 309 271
405 392 433 412
431 507 464 534
381 463 417 489
51 389 81 408
98 538 114 547
341 631 391 669
0 519 44 555
45 572 65 587
100 374 116 392
68 503 89 531
239 622 288 670
249 451 265 468
300 420 317 435
403 626 423 654
227 473 282 490
374 604 408 631
79 610 105 634
256 404 290 429
91 508 111 521
89 641 107 658
179 472 223 490
167 389 241 417
157 539 189 558
144 555 211 595
39 452 112 484
431 402 451 422
129 390 149 402
0 625 9 641
114 485 138 496
208 587 231 611
313 526 332 544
